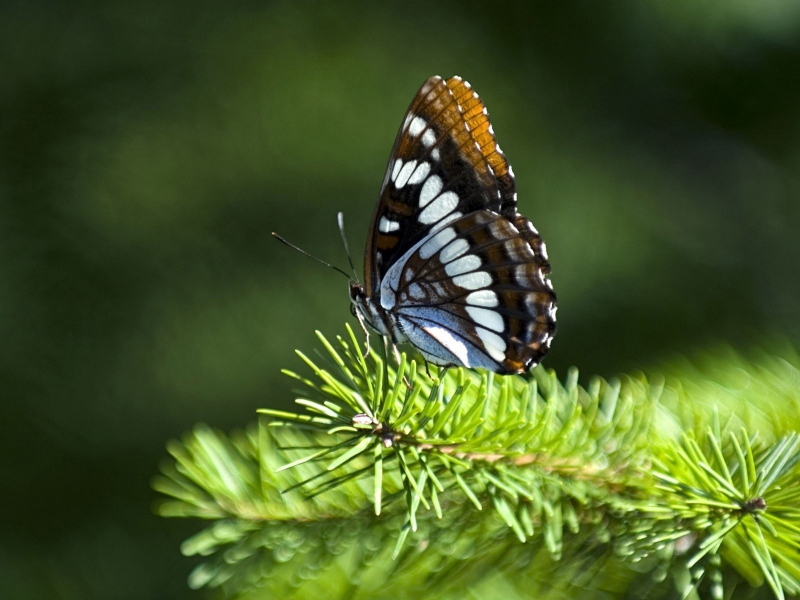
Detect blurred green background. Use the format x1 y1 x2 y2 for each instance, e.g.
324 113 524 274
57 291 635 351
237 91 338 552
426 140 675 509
2 0 800 598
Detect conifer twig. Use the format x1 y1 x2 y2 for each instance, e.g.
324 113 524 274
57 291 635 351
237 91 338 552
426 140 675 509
153 326 800 599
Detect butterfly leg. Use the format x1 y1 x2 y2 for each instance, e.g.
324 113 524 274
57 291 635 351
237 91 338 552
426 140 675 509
421 361 449 383
390 343 414 389
363 331 371 359
392 343 401 366
353 307 372 359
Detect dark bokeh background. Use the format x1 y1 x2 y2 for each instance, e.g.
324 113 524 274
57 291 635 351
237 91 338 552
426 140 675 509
2 1 799 598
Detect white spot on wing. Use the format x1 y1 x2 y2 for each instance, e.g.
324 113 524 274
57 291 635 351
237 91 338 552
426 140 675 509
419 191 458 224
466 290 498 307
423 326 470 367
476 328 506 362
439 238 469 263
408 161 430 185
379 217 400 233
420 175 442 206
392 160 403 182
437 210 462 228
419 226 456 259
407 283 426 301
466 306 504 332
431 148 441 161
445 255 481 277
540 240 549 261
381 286 396 310
408 116 426 137
395 160 418 188
422 129 436 148
453 271 492 290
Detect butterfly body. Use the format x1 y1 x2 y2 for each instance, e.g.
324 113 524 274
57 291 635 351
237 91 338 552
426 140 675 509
351 75 556 375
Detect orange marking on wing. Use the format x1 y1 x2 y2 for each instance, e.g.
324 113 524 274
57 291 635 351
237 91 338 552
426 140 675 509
377 235 398 250
445 77 510 178
502 359 525 374
387 199 414 216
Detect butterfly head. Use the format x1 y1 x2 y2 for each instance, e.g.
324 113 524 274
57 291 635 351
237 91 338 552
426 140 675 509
348 281 375 329
349 281 393 338
348 281 367 315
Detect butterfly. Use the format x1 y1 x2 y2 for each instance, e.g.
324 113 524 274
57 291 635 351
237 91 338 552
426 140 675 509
349 75 557 375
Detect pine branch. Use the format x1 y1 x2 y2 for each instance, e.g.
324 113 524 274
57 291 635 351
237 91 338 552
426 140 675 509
153 326 800 599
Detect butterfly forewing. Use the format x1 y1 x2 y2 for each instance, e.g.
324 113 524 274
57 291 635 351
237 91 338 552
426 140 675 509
365 76 519 295
357 75 556 374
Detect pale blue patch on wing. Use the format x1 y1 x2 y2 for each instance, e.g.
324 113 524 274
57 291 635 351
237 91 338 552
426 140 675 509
380 227 450 309
396 308 500 370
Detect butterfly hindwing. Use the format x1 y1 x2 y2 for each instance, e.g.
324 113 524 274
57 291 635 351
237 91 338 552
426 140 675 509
378 210 556 374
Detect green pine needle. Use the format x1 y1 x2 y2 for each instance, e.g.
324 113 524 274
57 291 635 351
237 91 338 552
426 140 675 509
152 325 800 599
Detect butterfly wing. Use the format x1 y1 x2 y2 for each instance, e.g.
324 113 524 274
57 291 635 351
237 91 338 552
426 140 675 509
378 210 556 374
364 75 520 296
360 75 556 372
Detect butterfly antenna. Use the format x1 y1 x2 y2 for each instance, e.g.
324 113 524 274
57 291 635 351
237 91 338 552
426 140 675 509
337 212 359 282
271 232 351 280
